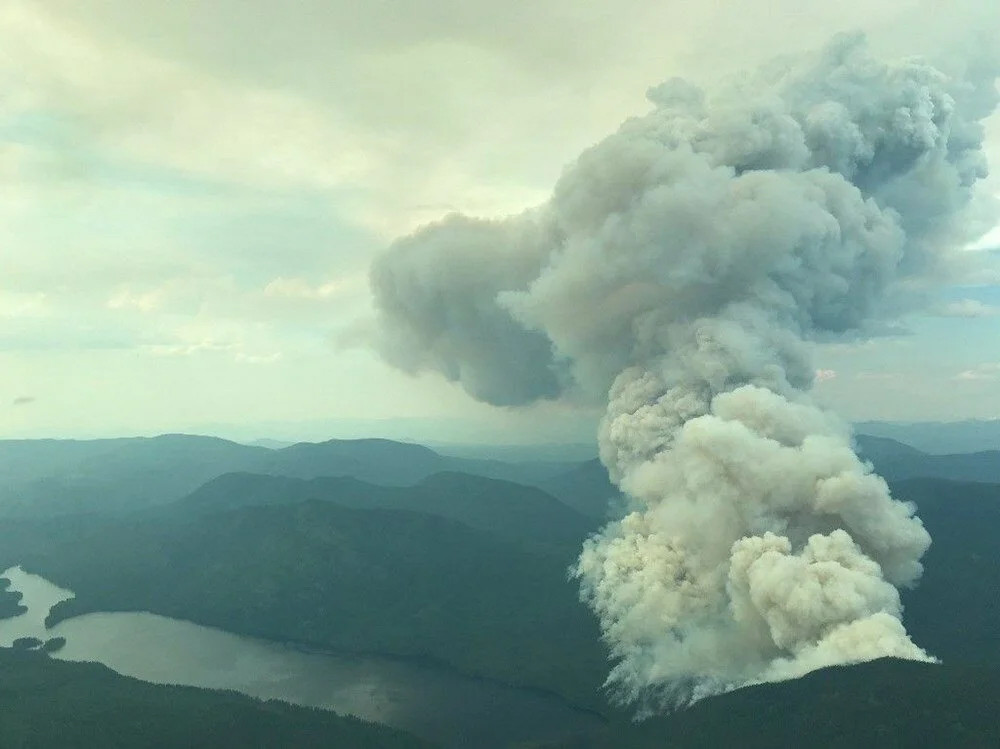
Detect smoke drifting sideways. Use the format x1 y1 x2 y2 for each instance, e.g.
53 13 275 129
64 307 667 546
369 34 999 710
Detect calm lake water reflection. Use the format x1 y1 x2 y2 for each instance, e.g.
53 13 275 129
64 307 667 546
0 566 603 748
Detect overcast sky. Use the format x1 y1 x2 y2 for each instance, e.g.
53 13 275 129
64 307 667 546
2 0 999 442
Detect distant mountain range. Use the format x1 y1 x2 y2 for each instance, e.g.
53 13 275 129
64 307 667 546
538 459 620 519
177 471 597 548
0 434 578 518
5 431 1000 522
857 419 1000 454
854 434 1000 485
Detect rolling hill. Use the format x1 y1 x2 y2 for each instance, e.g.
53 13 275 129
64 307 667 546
534 658 1000 748
0 435 577 518
175 470 597 547
858 419 1000 455
854 434 1000 485
538 459 619 519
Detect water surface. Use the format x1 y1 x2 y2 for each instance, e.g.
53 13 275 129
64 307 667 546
0 566 603 748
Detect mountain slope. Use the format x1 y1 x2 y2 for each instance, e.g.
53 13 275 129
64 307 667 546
177 471 597 547
858 419 1000 454
538 459 620 519
853 435 1000 485
893 478 1000 666
0 435 577 518
260 438 447 485
0 435 269 517
537 658 1000 748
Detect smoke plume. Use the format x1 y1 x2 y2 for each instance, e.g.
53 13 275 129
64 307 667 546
370 34 999 708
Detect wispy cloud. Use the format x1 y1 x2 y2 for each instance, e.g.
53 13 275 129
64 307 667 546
12 395 35 406
106 288 166 313
235 352 283 365
0 290 48 317
141 340 236 358
965 223 1000 252
955 363 1000 381
935 298 1000 318
263 276 359 301
855 372 901 382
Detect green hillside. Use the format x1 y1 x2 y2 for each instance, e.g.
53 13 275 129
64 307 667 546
0 435 578 518
177 470 597 547
534 659 1000 748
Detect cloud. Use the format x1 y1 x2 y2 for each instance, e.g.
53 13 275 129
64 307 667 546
955 362 1000 380
0 290 49 317
966 221 1000 251
0 3 380 192
12 396 35 406
855 371 902 382
935 298 1000 317
0 0 996 443
140 341 236 358
234 351 283 365
815 369 838 382
263 276 362 302
5 0 996 240
106 288 165 313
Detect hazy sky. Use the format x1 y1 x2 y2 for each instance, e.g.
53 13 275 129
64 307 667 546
2 0 999 442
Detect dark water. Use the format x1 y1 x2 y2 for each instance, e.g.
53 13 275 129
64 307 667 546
0 566 603 748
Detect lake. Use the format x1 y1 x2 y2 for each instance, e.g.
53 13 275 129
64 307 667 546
0 566 604 748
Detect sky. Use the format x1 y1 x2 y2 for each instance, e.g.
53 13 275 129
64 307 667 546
2 0 999 443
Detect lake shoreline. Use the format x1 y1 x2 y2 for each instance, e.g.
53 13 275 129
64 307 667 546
29 563 612 720
2 565 608 748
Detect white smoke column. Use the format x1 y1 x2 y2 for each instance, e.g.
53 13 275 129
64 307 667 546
369 34 999 709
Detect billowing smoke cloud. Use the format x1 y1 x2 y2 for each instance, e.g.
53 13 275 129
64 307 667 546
370 34 999 708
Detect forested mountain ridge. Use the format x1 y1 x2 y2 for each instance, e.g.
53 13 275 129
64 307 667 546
8 431 1000 521
175 470 597 547
533 658 1000 748
0 434 576 518
854 435 1000 485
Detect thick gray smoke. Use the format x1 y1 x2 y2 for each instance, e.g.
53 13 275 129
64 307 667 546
370 34 999 708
